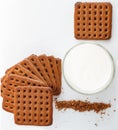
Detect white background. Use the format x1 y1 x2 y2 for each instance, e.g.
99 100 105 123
0 0 118 130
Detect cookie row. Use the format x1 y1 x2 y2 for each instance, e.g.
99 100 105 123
1 54 61 97
1 54 62 126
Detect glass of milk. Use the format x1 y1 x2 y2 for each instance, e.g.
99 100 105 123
63 43 115 94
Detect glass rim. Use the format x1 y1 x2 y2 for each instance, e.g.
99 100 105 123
63 42 116 95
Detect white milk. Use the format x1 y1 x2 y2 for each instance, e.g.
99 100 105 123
63 43 115 94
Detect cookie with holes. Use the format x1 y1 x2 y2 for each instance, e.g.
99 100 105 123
20 59 46 83
1 64 39 97
14 86 53 126
38 55 57 94
55 58 62 91
74 2 112 40
4 58 46 82
48 56 61 95
27 54 52 87
2 74 47 113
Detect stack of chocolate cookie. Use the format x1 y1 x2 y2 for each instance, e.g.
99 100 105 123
1 54 61 126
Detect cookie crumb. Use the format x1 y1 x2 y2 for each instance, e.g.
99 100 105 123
54 97 57 101
55 100 111 113
107 113 110 116
100 111 105 115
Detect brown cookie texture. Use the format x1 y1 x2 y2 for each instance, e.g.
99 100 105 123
2 74 47 113
1 75 6 82
2 97 14 113
1 54 62 126
5 67 13 74
1 64 39 97
48 56 61 95
4 59 45 82
38 55 57 93
14 86 53 126
1 54 62 97
74 2 112 40
27 54 51 87
56 58 62 89
20 59 45 82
